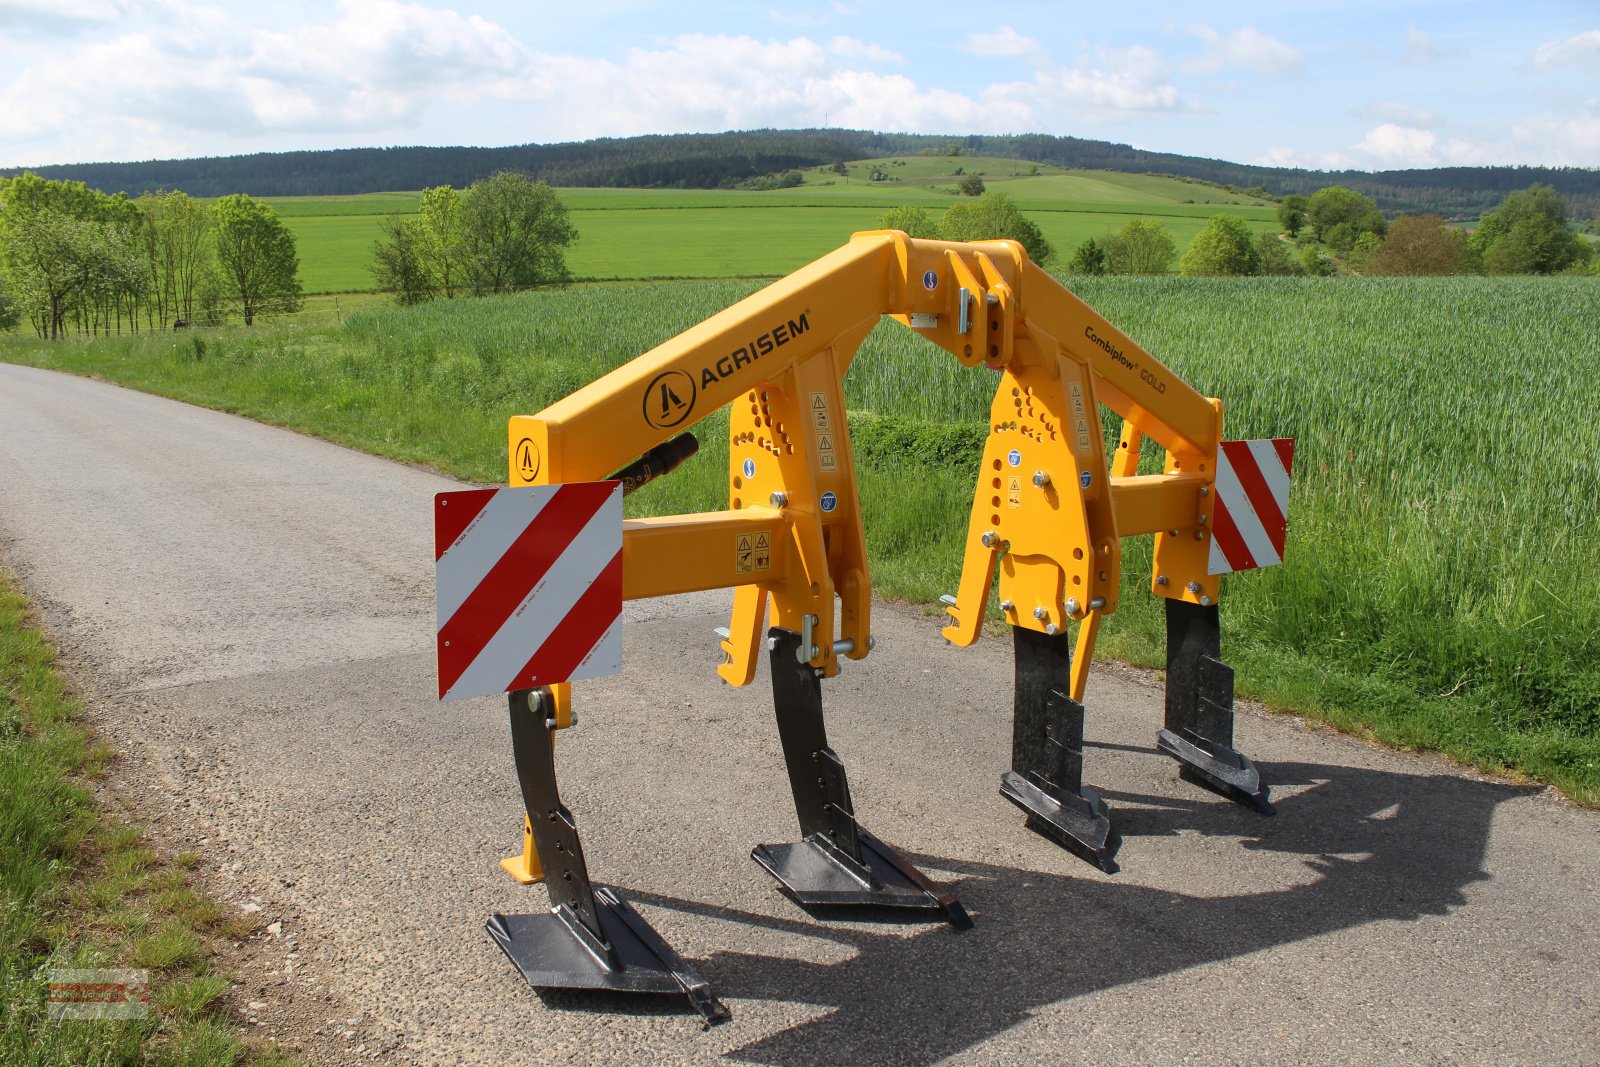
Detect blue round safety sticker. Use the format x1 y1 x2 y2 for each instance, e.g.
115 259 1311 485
1007 449 1021 467
922 269 938 290
742 458 755 479
820 491 838 512
1080 470 1092 489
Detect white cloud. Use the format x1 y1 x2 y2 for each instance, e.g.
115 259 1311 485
1533 29 1600 69
1403 24 1460 65
1508 105 1600 164
980 43 1189 125
1365 101 1439 127
1184 24 1302 75
1250 145 1357 170
0 0 530 146
768 3 854 29
827 36 904 66
963 27 1049 66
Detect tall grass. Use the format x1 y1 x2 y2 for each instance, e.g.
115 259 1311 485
3 275 1596 801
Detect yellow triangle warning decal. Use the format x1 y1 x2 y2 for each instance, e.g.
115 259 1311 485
754 533 770 550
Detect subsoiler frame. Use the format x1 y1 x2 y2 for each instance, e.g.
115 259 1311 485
490 232 1272 1020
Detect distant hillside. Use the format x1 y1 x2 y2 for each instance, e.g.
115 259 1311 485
5 129 1597 220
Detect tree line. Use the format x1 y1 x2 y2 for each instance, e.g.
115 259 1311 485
8 129 1596 222
0 174 303 337
1061 183 1596 278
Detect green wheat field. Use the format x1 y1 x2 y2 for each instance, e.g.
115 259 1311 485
5 273 1597 804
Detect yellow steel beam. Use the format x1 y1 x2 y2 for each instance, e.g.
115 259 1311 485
622 510 788 600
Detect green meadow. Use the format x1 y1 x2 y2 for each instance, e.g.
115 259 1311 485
264 159 1278 293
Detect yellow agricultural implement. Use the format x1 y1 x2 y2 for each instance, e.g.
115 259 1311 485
432 231 1293 1023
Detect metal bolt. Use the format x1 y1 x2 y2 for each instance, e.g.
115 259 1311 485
999 599 1015 612
1194 530 1206 540
981 530 999 547
1198 514 1208 524
1065 597 1081 617
1099 571 1109 582
1033 607 1048 621
1089 596 1106 610
867 635 876 651
1187 581 1201 593
1045 624 1060 636
1199 595 1212 607
569 713 578 727
1155 575 1169 586
1200 486 1211 497
1032 470 1051 487
766 636 779 651
770 491 788 508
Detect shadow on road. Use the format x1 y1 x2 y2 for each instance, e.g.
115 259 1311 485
620 757 1527 1064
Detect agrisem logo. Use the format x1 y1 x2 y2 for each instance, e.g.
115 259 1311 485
643 370 696 429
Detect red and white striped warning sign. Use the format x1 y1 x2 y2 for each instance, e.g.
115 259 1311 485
434 482 623 701
1208 439 1294 575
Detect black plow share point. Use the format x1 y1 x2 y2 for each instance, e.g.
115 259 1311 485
753 826 973 929
757 626 972 929
1006 626 1122 873
1157 729 1275 814
499 688 731 1025
486 890 730 1026
1000 771 1121 874
1160 600 1275 815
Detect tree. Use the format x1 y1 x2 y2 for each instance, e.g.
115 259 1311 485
414 185 464 298
458 171 578 296
939 191 1052 265
213 194 302 325
138 190 212 327
1347 230 1383 272
1306 186 1385 243
877 205 938 238
0 274 18 331
370 215 435 305
957 173 986 197
1468 184 1589 275
1253 232 1302 275
1103 218 1176 275
0 173 102 337
1277 194 1308 238
1300 245 1334 276
1181 215 1260 276
1067 238 1108 275
1366 214 1467 275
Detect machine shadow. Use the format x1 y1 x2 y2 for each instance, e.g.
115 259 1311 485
633 757 1526 1065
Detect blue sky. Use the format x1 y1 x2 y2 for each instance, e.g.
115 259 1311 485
0 0 1595 171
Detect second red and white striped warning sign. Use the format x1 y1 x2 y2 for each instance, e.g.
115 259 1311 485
434 482 622 701
1208 439 1294 575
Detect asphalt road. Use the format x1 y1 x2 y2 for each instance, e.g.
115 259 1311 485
2 362 1596 1066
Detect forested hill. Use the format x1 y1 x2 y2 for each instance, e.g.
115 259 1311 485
6 128 1597 219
